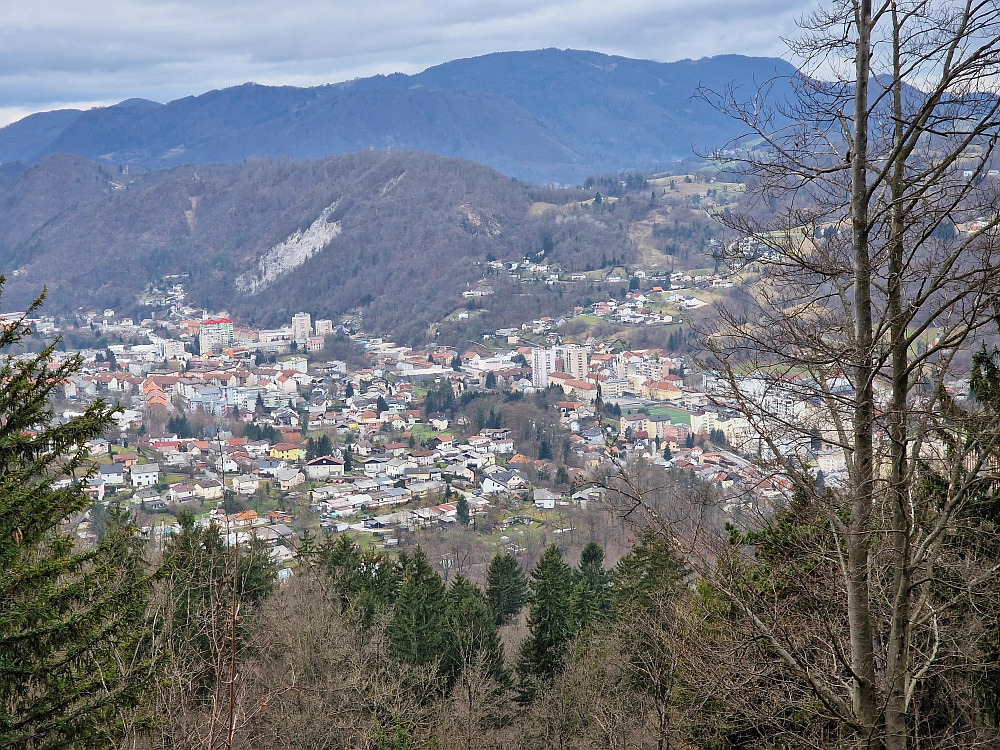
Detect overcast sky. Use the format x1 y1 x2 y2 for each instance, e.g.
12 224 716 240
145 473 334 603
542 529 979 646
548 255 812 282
0 0 816 126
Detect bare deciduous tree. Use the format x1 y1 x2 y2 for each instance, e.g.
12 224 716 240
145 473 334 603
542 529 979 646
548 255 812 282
593 2 1000 748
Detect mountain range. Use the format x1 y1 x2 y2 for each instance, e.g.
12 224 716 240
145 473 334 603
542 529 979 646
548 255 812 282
0 49 797 184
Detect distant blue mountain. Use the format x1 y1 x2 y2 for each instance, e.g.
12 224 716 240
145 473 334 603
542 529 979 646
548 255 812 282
0 49 798 184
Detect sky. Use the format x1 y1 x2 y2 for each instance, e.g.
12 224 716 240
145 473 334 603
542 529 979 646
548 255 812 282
0 0 815 126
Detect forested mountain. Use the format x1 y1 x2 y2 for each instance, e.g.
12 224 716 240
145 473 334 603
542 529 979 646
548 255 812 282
0 50 796 184
0 150 714 343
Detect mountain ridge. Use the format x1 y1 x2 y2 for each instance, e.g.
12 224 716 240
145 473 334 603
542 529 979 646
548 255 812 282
0 149 715 345
0 49 797 184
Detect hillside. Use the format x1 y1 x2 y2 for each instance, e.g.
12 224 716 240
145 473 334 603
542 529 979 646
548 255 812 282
0 50 797 184
0 151 721 344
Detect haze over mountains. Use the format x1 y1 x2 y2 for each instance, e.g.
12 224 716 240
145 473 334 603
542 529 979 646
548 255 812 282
0 49 797 184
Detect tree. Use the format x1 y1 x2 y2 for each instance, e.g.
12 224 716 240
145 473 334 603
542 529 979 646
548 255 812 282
611 529 691 750
575 542 611 624
344 382 354 399
388 547 448 669
0 289 160 748
517 546 575 696
451 355 462 372
160 510 277 748
455 495 471 527
484 371 497 389
485 553 528 627
376 395 389 416
555 465 569 486
441 575 507 689
538 438 552 461
598 4 1000 747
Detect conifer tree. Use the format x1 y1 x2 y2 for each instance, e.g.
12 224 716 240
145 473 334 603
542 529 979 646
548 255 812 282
0 289 160 749
441 575 507 688
388 547 447 668
575 541 611 624
485 553 528 626
516 546 574 696
455 495 470 527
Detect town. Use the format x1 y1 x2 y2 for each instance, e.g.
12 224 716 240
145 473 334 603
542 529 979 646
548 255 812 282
11 254 887 579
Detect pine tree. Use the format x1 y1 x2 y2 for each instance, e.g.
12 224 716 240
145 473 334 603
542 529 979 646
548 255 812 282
442 575 507 688
456 495 471 526
0 290 160 749
516 546 574 696
388 547 447 668
485 553 528 626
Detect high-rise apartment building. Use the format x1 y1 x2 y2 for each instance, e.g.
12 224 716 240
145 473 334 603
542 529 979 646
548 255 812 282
198 318 234 354
555 345 589 380
291 312 312 342
314 318 334 337
531 348 555 388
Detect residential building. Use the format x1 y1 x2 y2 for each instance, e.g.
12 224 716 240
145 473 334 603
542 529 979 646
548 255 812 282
130 463 160 488
555 344 589 380
531 347 555 388
199 318 234 354
291 312 312 343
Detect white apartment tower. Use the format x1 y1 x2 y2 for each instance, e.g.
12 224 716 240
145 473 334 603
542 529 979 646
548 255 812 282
314 318 334 337
555 345 589 380
291 312 312 343
531 348 555 388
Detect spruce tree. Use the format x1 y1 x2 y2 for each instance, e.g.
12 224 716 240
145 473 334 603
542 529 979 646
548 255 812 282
388 547 447 667
485 553 528 626
0 290 160 749
455 495 471 526
575 541 611 623
441 575 507 688
516 546 574 695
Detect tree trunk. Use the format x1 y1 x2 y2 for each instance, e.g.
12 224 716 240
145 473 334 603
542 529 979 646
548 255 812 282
849 1 881 742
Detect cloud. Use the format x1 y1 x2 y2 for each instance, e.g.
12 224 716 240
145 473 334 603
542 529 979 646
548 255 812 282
0 0 815 122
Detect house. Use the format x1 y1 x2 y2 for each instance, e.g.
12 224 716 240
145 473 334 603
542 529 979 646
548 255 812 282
274 468 305 490
304 455 345 480
232 475 260 495
86 438 110 456
481 469 529 495
130 463 160 488
386 456 417 478
112 452 139 468
85 478 105 502
533 488 559 509
253 458 284 477
428 412 449 430
99 463 126 486
270 442 305 462
167 483 198 503
194 479 224 501
135 489 167 510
